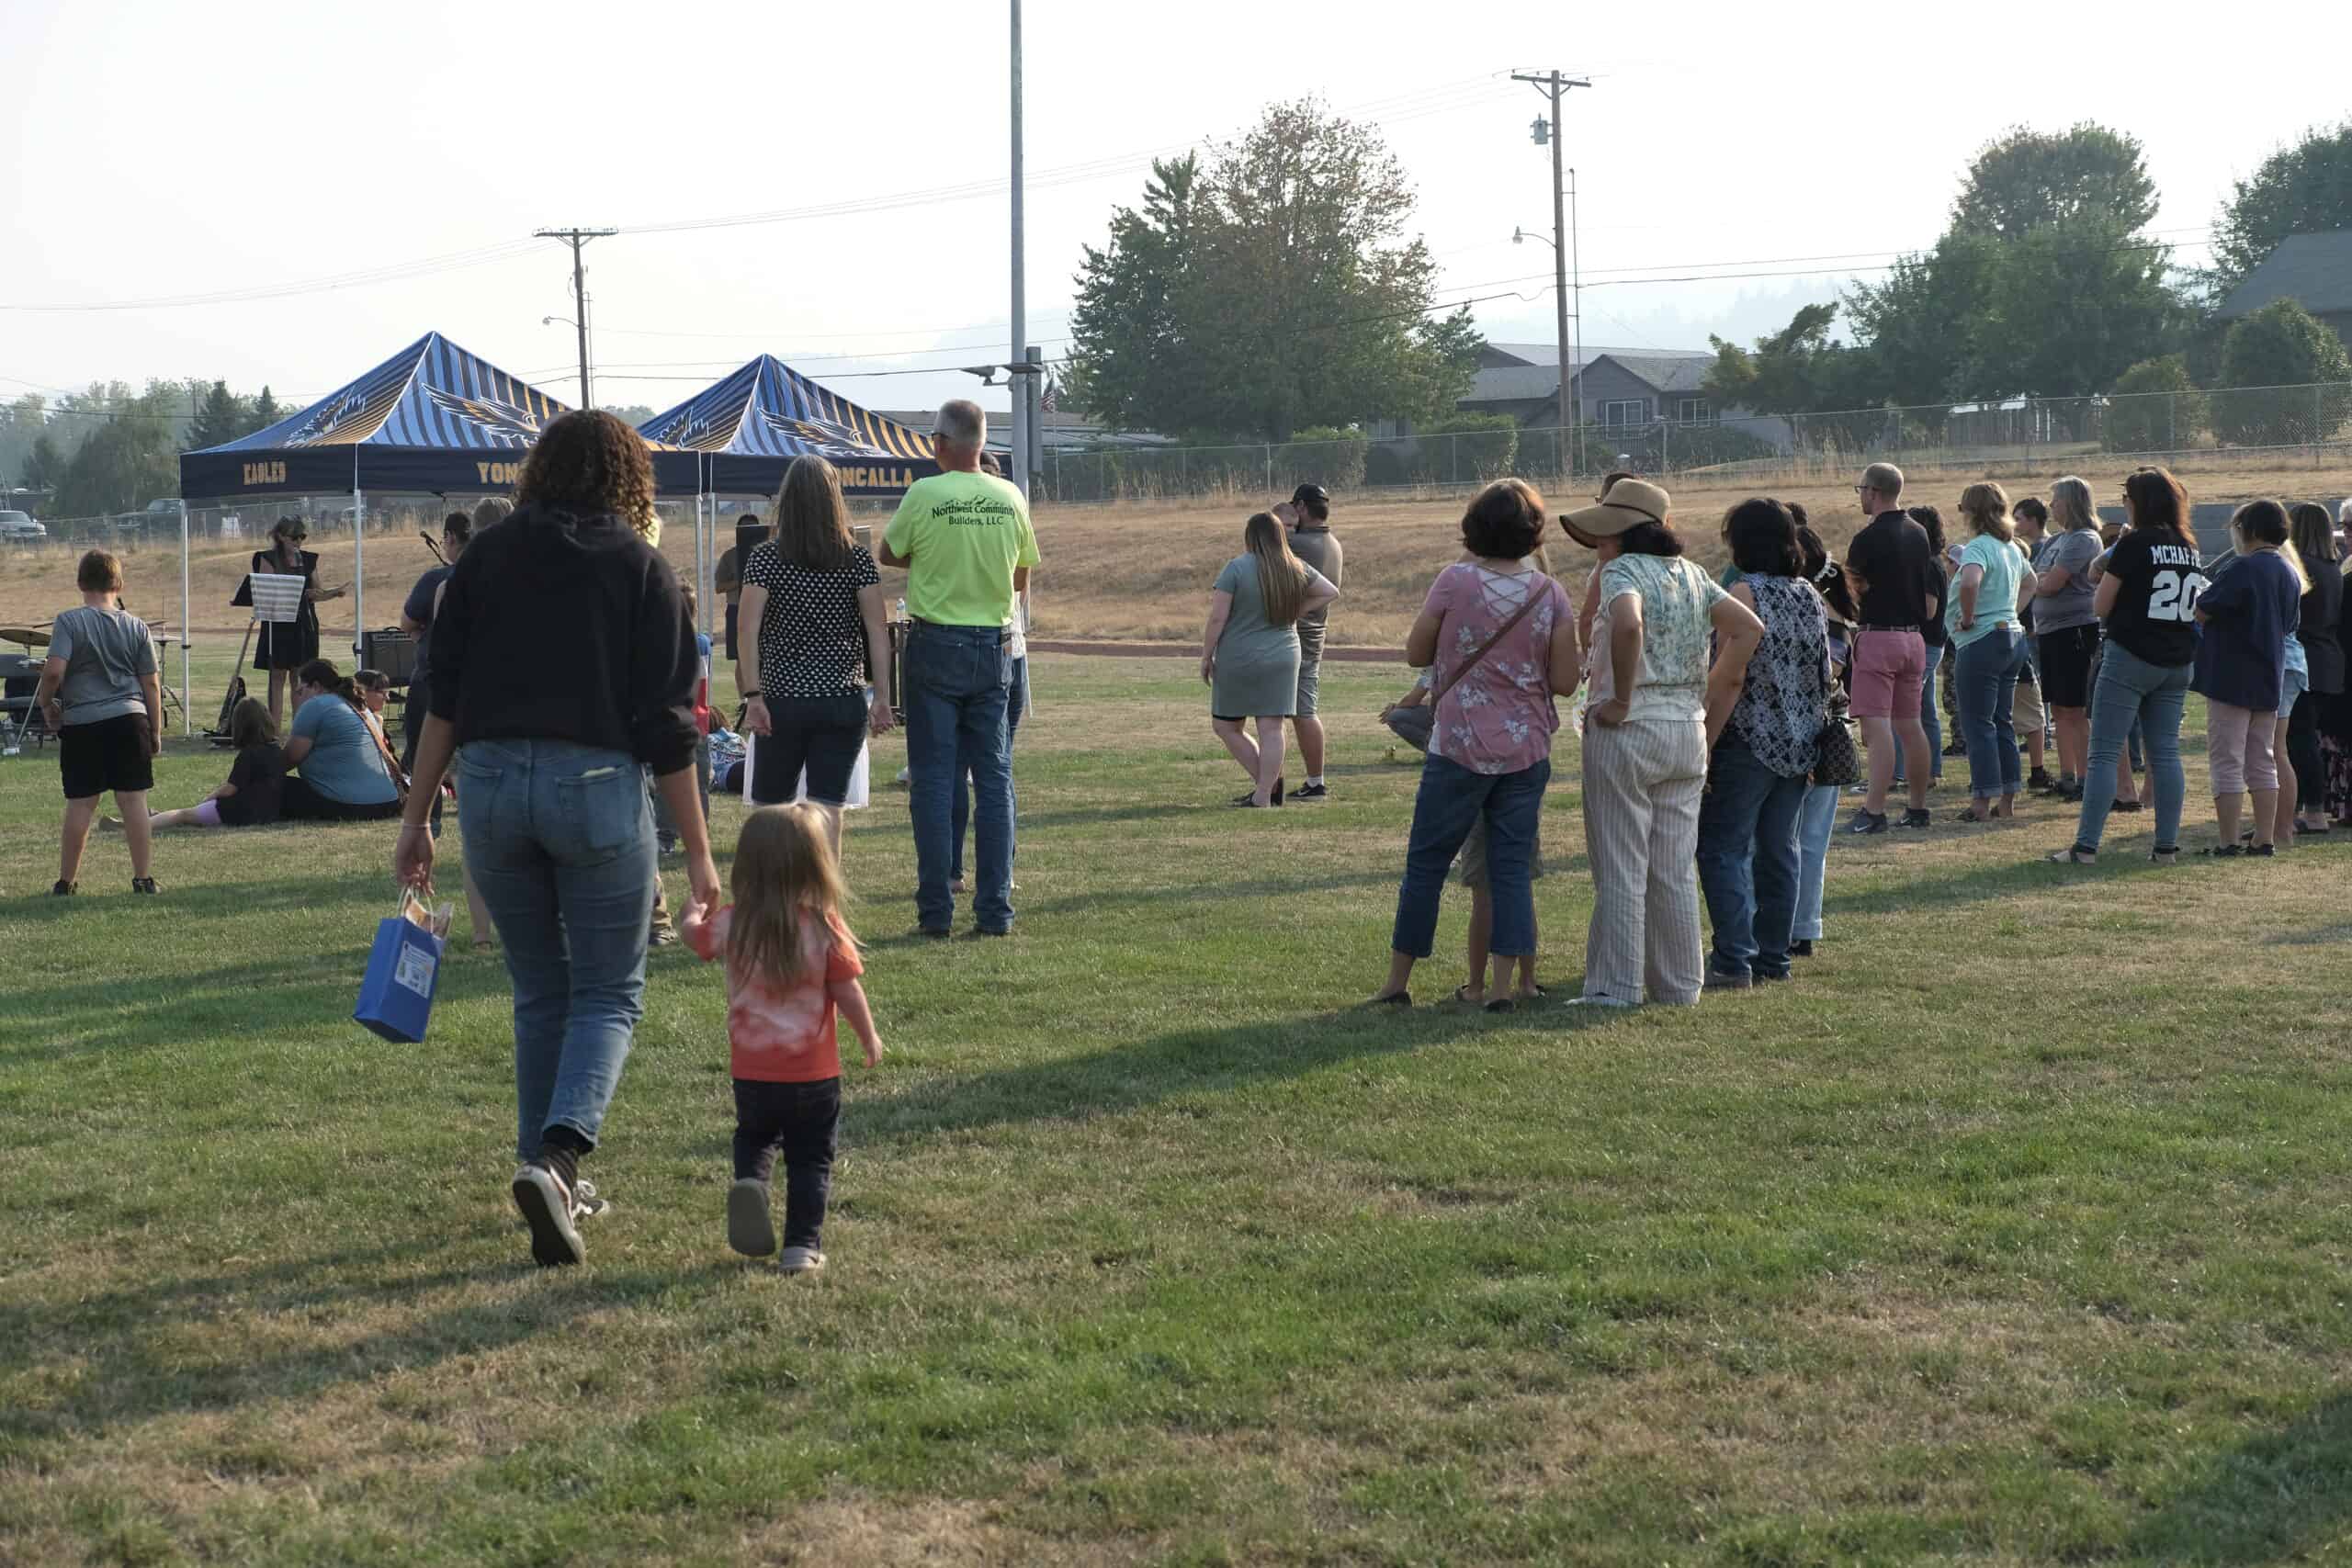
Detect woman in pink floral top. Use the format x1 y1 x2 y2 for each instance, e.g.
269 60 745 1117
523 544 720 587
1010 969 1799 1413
1369 480 1580 1010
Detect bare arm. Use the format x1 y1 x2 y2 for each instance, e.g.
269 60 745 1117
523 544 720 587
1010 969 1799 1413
736 582 770 734
1013 564 1030 592
1301 571 1340 615
1545 605 1581 698
1590 591 1644 728
1200 590 1233 686
281 735 313 768
858 581 895 735
32 653 64 726
1403 607 1443 670
877 540 910 570
1703 594 1764 751
2091 572 2121 619
830 976 883 1067
140 671 163 752
1957 563 1984 629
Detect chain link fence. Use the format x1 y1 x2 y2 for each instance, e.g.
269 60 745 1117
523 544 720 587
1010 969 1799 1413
1025 380 2352 504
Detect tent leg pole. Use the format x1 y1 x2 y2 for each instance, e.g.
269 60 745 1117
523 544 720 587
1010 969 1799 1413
351 487 366 660
179 500 192 737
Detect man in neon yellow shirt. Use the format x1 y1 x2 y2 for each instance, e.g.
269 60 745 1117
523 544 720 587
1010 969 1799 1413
879 400 1039 935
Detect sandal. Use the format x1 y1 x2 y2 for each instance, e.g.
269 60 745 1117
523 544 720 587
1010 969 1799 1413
2199 843 2245 858
1516 984 1550 1002
1955 806 1997 823
2112 799 2144 813
2046 845 2098 865
1451 984 1487 1007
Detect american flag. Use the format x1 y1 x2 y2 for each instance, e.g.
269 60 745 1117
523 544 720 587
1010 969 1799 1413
1040 377 1059 415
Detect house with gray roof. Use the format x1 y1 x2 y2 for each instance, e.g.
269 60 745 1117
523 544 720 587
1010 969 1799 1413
2215 231 2352 355
1443 342 1794 454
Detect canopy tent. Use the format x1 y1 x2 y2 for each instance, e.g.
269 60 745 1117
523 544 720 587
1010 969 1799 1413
636 355 938 499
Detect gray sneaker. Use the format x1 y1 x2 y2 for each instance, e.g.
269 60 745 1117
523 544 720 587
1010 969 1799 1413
1703 966 1754 992
778 1247 827 1276
727 1178 775 1258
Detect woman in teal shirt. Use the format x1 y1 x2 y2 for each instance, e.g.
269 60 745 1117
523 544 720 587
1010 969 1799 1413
1947 482 2036 821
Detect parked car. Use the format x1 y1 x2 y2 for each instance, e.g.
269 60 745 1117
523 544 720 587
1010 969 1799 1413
0 510 46 541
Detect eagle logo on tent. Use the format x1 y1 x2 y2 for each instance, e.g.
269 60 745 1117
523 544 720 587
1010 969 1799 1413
287 391 373 446
424 389 545 446
659 408 736 452
758 410 869 457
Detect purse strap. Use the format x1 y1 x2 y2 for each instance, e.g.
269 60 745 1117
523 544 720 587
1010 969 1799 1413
1431 575 1551 705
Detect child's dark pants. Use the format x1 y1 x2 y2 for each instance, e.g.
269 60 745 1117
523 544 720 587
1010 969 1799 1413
732 1077 841 1251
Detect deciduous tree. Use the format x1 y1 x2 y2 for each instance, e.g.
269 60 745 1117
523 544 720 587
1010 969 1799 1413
2209 118 2352 296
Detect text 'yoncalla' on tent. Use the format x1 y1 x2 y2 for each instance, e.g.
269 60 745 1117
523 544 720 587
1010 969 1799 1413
636 355 938 498
175 331 699 500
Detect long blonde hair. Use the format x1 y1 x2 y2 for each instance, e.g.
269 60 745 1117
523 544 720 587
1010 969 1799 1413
774 456 854 571
1957 481 2013 541
726 805 856 992
2049 475 2097 534
1242 512 1309 626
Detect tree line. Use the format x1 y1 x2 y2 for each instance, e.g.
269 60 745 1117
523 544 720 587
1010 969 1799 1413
1702 118 2352 448
4 379 284 519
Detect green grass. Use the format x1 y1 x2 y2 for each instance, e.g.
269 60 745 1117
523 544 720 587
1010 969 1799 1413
4 654 2350 1566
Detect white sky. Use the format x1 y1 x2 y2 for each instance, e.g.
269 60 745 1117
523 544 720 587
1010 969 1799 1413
6 0 2347 421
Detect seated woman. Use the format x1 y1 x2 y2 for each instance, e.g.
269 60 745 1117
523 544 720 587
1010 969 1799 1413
133 696 286 831
280 658 403 821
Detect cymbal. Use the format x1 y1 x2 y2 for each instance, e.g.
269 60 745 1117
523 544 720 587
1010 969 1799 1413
0 626 51 647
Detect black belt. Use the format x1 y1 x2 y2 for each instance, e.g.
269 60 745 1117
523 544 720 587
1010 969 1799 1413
1858 624 1919 633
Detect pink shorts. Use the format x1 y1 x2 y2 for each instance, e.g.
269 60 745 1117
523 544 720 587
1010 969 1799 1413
1849 628 1926 720
193 798 223 828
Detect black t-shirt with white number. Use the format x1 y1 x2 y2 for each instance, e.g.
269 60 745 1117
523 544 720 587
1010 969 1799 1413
2102 528 2204 669
741 542 882 699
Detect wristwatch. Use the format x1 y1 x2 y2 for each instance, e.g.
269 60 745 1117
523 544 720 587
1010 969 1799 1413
741 690 763 701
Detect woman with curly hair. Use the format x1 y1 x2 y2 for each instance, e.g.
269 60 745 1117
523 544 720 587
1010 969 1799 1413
396 409 719 1268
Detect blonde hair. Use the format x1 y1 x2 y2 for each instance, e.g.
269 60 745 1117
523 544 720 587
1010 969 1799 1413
2049 475 2097 533
725 805 856 993
1242 512 1310 626
2232 500 2311 594
1957 481 2013 542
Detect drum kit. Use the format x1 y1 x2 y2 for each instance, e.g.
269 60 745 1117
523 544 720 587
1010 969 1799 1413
1 616 188 754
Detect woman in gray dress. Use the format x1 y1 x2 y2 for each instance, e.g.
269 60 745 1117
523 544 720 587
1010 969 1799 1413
1200 513 1340 807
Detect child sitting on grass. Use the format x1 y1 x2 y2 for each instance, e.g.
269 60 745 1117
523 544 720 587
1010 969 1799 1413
112 696 284 833
682 803 881 1276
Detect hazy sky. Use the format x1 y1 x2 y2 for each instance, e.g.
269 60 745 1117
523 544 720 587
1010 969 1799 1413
6 0 2346 421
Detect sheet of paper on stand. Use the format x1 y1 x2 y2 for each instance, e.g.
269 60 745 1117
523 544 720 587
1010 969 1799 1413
248 573 307 626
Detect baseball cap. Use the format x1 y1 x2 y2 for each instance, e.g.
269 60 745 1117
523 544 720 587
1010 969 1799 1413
1290 483 1329 506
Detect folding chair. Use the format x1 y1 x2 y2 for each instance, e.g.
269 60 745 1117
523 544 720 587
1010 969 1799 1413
1 650 53 752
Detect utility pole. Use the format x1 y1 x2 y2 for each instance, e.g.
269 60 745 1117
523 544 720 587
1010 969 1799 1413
1009 0 1030 497
1512 70 1589 482
536 227 616 408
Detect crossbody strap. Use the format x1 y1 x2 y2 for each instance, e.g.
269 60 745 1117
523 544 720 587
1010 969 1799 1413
1432 577 1550 705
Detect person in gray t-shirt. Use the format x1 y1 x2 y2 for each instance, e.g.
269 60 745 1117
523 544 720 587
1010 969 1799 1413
1280 484 1344 799
32 548 162 895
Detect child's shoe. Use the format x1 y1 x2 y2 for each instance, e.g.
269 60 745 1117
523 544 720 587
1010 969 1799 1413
778 1247 826 1276
727 1178 775 1257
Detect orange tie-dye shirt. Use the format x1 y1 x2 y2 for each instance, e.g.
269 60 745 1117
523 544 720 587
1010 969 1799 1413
683 905 863 1083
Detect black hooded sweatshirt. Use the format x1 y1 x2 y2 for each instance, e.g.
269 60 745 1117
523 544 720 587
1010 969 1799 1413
427 503 699 777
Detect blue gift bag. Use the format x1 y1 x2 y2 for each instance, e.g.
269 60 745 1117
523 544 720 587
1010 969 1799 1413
355 899 445 1043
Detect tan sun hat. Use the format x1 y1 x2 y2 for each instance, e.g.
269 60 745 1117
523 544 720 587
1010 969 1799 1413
1561 478 1671 539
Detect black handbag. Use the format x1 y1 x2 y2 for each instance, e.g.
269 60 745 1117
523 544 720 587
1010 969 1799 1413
1382 702 1434 750
1810 712 1860 786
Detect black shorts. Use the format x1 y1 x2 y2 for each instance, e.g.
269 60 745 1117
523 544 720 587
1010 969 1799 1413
2038 625 2100 708
60 713 154 799
750 694 869 807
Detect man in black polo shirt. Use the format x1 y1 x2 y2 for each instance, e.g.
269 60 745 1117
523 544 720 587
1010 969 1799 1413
1842 461 1939 833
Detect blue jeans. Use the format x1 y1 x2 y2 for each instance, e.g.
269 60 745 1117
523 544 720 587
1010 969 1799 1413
1694 738 1808 978
1953 627 2026 801
1793 782 1838 942
1894 641 1946 783
457 739 657 1161
902 622 1014 931
2073 645 2192 852
1390 752 1548 959
952 655 1027 880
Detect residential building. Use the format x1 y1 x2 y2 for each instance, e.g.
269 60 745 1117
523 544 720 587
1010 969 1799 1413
2215 231 2352 355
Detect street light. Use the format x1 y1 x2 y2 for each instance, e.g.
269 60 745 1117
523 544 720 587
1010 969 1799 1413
1511 224 1555 250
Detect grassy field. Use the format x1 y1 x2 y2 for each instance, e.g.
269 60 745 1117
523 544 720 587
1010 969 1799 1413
6 450 2349 657
4 648 2350 1565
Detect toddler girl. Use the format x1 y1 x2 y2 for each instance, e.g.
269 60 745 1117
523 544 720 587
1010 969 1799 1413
683 803 881 1275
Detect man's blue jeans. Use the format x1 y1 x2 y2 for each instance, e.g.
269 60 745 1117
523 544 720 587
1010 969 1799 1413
457 739 657 1161
952 654 1027 881
1953 626 2026 801
903 622 1014 931
1390 753 1548 959
2074 644 2192 852
1695 738 1807 978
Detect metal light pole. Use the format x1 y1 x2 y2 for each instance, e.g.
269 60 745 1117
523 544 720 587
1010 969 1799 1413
1568 165 1583 482
535 228 616 408
1512 72 1589 481
1009 0 1029 497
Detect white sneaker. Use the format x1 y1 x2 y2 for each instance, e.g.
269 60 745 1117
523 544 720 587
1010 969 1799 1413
778 1247 827 1276
727 1178 775 1257
512 1162 586 1267
570 1179 608 1222
1566 993 1634 1009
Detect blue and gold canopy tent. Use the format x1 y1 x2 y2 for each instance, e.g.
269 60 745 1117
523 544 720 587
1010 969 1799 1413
637 355 938 498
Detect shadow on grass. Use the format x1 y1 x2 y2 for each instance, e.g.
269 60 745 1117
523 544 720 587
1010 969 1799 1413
1820 839 2179 917
2128 1391 2352 1563
0 1242 742 1441
852 997 1617 1154
2267 919 2352 947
